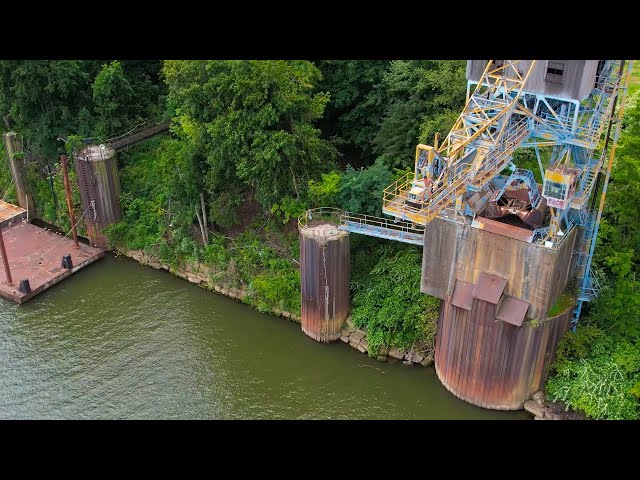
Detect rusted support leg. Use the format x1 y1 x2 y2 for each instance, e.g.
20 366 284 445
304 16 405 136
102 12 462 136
60 154 79 249
0 227 13 285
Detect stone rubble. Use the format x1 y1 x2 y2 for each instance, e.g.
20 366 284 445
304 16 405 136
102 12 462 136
525 390 587 420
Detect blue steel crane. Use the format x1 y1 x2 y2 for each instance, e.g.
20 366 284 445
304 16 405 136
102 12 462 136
381 60 633 327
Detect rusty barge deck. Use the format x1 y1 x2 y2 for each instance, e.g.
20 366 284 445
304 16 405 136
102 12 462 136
0 204 104 303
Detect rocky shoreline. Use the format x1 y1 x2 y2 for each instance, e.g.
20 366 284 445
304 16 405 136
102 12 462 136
340 316 434 367
524 391 586 420
118 247 433 368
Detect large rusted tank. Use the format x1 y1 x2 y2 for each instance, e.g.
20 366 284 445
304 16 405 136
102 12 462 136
299 217 350 343
435 294 572 410
422 216 578 409
74 144 122 249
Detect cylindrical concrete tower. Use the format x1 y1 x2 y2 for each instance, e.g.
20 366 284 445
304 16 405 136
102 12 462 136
74 144 122 249
299 214 350 343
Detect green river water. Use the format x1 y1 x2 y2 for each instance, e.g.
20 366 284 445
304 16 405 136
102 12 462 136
0 254 529 420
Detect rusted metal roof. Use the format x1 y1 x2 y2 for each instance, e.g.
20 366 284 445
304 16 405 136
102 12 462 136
471 217 534 243
473 272 507 304
451 279 474 310
496 296 529 327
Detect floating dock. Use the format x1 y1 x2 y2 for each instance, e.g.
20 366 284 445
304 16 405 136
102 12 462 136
0 202 103 304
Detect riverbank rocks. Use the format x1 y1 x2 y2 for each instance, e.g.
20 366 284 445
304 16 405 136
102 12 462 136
376 355 387 362
533 390 546 407
351 330 365 343
524 400 544 418
340 336 350 343
346 316 355 329
411 352 424 364
524 390 587 420
389 348 405 360
420 353 434 367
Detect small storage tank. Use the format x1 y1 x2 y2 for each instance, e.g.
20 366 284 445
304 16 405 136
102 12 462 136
74 144 122 249
299 219 350 342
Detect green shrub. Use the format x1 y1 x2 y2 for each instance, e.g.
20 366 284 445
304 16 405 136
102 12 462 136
351 244 438 357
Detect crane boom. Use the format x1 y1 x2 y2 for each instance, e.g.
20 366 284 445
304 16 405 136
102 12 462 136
383 60 536 225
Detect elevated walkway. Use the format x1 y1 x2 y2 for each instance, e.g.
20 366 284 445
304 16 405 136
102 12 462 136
299 208 425 246
108 120 171 151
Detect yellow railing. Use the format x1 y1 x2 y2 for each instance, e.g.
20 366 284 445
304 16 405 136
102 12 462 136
298 207 343 230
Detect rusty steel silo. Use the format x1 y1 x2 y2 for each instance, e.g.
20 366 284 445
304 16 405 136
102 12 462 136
74 144 122 250
299 210 350 342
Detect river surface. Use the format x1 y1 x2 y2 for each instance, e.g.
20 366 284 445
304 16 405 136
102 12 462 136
0 254 529 420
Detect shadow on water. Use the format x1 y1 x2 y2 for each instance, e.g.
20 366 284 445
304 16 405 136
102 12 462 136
0 253 530 420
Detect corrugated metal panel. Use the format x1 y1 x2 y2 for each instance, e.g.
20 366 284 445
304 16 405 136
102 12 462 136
472 272 507 304
466 60 599 102
422 217 578 320
300 225 350 343
496 296 529 327
451 280 474 311
435 296 572 410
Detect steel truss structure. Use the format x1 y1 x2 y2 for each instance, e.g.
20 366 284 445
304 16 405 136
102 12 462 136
381 59 633 327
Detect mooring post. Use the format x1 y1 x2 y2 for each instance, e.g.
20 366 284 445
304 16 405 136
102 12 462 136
0 226 13 285
60 153 79 249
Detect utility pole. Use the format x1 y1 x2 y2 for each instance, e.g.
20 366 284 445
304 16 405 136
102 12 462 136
60 152 79 249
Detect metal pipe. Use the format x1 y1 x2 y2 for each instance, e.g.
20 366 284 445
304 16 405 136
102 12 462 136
0 226 13 285
60 153 79 249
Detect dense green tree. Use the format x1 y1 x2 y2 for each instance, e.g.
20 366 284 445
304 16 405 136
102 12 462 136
93 61 136 138
0 60 95 156
594 95 640 279
374 60 466 169
163 60 337 211
335 159 393 216
316 60 390 166
546 91 640 419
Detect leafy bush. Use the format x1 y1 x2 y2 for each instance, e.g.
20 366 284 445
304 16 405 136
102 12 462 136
351 244 439 357
270 195 309 224
308 170 341 207
547 339 640 420
249 269 301 315
336 158 393 216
